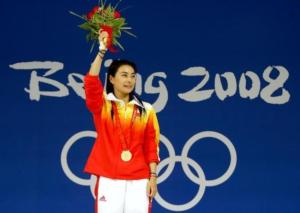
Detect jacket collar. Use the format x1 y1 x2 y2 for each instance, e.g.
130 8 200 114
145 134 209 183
106 92 144 108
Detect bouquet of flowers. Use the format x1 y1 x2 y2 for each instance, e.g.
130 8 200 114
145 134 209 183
70 0 136 52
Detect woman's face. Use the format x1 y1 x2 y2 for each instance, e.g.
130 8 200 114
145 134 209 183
109 64 136 96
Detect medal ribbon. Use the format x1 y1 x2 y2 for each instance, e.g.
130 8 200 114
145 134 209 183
112 101 137 151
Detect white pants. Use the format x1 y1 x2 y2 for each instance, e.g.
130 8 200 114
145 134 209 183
96 176 150 213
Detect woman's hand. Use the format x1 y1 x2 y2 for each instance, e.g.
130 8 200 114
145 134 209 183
98 29 109 51
147 176 157 201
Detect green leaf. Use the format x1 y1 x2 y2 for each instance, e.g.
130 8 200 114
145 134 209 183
91 33 98 41
86 33 92 42
116 29 122 37
79 23 92 31
112 18 125 28
90 27 99 35
94 13 103 22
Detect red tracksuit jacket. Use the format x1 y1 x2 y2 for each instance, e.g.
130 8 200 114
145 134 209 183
83 73 160 179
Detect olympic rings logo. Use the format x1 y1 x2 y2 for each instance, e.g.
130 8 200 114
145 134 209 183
61 131 237 211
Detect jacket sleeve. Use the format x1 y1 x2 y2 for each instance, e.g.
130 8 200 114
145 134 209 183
84 73 104 114
143 106 160 164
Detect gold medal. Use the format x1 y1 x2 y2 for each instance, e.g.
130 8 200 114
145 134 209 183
121 150 132 162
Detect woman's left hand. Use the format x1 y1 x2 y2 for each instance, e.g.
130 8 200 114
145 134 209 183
147 176 157 200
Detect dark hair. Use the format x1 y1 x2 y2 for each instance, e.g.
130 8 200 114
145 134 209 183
106 59 145 117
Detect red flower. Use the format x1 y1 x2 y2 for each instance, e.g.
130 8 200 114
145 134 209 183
114 11 121 19
92 6 100 14
87 6 100 20
87 12 93 20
